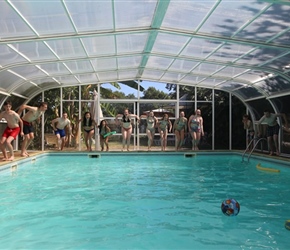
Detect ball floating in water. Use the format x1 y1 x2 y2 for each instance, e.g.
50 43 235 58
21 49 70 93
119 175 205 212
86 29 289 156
285 220 290 230
221 198 240 216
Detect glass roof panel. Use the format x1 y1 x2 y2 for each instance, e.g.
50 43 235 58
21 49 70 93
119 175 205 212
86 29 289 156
169 59 199 73
0 2 36 38
197 78 224 88
118 70 139 80
0 45 27 67
13 83 40 97
273 31 290 45
65 0 114 32
254 76 290 96
38 62 71 75
98 71 118 82
33 78 60 88
162 1 212 32
198 1 268 36
117 56 142 69
8 41 57 61
11 0 75 36
75 73 98 83
235 4 290 42
91 58 117 71
234 70 264 83
232 86 263 100
116 33 149 53
64 60 94 74
9 65 47 80
142 70 164 80
180 38 223 58
114 0 156 29
82 36 116 56
182 75 205 85
45 39 86 59
213 67 249 79
146 56 174 70
0 70 23 90
208 43 255 62
152 33 191 55
218 81 247 91
52 76 79 85
160 72 186 83
191 62 224 75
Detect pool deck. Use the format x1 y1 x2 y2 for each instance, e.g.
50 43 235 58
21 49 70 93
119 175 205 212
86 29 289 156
1 145 290 170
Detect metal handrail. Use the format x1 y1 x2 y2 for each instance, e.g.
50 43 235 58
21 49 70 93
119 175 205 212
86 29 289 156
241 137 267 163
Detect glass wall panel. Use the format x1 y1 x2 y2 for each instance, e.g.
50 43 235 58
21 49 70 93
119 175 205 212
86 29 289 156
100 82 138 99
62 86 79 100
271 96 290 155
214 90 229 150
197 102 212 150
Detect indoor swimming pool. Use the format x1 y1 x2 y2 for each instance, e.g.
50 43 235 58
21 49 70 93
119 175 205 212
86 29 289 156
0 153 289 249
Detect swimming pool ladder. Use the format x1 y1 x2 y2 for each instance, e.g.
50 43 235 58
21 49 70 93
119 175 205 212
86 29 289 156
241 137 267 163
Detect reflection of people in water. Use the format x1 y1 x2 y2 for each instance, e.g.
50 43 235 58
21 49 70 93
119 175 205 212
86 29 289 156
257 110 288 156
115 109 139 151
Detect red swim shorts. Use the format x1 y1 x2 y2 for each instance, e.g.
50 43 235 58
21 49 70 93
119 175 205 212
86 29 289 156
2 126 20 140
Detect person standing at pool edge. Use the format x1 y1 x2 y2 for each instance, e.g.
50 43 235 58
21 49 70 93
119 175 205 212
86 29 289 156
0 101 24 161
242 114 255 151
173 111 187 151
51 112 73 151
257 110 288 156
18 102 48 157
78 112 96 151
188 109 204 150
140 111 158 151
115 108 139 151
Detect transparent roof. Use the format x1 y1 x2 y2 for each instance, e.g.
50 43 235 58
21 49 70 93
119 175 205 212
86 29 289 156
0 0 290 101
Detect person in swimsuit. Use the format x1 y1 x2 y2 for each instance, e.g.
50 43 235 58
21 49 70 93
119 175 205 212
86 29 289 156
257 110 288 156
99 120 111 151
51 112 73 151
158 113 172 151
79 112 96 151
173 111 187 151
18 102 48 157
140 111 158 151
115 108 140 151
188 109 204 150
242 114 255 151
0 101 24 161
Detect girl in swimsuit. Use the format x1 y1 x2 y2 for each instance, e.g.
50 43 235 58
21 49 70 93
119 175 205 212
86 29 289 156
188 109 204 150
140 111 158 151
158 114 172 151
115 109 140 151
99 120 111 151
79 112 96 151
173 111 187 151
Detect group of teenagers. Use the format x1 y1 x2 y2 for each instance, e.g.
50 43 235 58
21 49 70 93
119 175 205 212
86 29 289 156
242 110 288 156
1 100 288 160
0 101 205 159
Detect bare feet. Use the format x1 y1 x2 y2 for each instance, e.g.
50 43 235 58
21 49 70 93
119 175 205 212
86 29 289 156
7 157 14 161
269 151 273 156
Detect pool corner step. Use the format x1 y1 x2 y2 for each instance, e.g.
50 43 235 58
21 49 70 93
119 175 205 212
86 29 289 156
184 153 196 158
88 153 101 158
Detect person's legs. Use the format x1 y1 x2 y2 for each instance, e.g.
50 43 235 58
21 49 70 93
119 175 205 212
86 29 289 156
267 136 274 155
60 136 66 151
175 130 181 150
122 128 127 150
87 130 95 151
126 128 132 151
146 129 152 150
6 136 15 161
104 137 109 151
195 132 201 150
163 130 168 150
84 131 89 150
21 133 34 156
0 137 8 160
273 134 279 155
191 131 197 150
179 130 185 149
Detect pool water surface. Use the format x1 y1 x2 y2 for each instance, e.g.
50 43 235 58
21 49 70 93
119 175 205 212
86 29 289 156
0 154 289 249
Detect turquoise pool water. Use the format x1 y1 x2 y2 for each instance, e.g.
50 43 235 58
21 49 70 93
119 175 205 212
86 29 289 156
0 153 290 249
